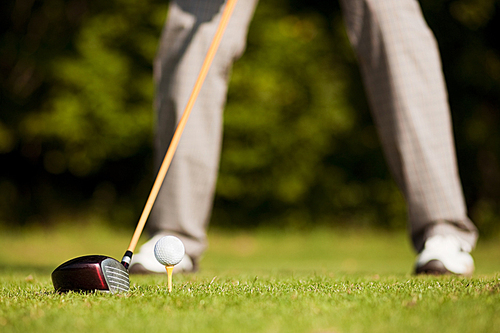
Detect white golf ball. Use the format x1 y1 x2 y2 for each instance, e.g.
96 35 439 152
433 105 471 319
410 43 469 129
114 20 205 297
154 236 185 266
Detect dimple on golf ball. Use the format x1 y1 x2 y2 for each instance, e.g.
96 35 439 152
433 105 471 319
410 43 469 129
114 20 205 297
154 236 185 266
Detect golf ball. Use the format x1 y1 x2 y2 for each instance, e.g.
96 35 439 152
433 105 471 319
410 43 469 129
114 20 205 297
154 236 185 266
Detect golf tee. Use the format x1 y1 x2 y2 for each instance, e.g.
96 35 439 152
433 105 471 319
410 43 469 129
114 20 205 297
165 265 174 293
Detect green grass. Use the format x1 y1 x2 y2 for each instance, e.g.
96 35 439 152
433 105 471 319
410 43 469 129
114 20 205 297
1 225 500 332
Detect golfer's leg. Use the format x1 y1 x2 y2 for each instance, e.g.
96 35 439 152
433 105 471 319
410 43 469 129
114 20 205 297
150 0 258 260
339 0 478 252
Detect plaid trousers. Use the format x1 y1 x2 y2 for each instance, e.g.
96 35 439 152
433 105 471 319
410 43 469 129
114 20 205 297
150 0 478 258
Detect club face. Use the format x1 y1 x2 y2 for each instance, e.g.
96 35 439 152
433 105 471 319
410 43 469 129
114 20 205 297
52 255 129 294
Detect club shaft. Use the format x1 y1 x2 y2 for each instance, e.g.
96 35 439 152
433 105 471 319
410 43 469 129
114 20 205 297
122 0 238 263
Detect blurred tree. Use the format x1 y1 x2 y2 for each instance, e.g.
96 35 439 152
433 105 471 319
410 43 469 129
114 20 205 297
0 0 499 236
216 0 500 233
420 0 500 236
214 0 405 229
0 0 167 225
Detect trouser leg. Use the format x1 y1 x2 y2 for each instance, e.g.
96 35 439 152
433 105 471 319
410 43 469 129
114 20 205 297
339 0 478 252
150 0 258 259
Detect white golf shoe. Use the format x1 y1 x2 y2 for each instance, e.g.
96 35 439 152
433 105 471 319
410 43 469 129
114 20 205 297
129 235 195 274
415 234 474 276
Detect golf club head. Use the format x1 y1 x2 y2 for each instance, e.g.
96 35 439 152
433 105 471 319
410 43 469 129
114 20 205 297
52 255 129 294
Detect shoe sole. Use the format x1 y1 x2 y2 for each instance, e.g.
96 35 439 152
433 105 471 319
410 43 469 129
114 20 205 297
415 259 452 276
415 259 474 277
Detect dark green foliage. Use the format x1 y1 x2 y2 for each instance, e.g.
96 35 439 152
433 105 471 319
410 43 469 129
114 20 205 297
0 0 499 233
420 0 500 236
214 1 404 229
0 0 166 225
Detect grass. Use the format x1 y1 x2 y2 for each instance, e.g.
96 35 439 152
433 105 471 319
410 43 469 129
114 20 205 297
1 224 500 332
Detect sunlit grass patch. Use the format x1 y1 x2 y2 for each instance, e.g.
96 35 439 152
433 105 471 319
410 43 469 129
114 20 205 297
1 225 499 333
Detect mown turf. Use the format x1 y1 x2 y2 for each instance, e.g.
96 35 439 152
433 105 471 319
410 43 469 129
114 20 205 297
1 225 499 333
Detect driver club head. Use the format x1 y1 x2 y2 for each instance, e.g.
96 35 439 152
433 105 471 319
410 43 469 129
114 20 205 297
52 255 130 294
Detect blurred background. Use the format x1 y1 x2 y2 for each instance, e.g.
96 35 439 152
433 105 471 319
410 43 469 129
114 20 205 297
1 0 499 236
